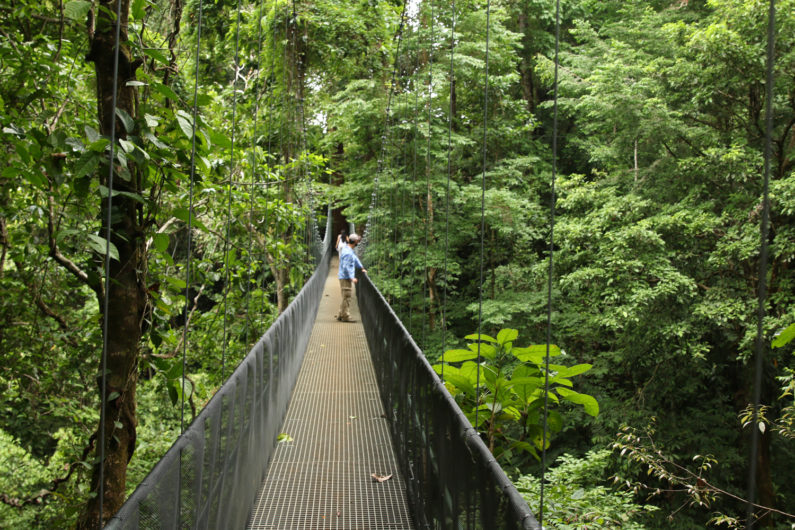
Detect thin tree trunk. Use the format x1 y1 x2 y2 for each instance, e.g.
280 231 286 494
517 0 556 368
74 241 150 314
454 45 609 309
427 267 438 331
77 1 146 526
426 185 436 331
0 216 8 278
755 427 775 526
517 6 536 113
162 0 183 93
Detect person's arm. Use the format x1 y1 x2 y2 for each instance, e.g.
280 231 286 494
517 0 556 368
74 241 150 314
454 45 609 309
354 255 366 275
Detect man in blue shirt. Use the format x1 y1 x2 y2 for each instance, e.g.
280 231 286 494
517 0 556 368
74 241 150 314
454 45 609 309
335 233 367 322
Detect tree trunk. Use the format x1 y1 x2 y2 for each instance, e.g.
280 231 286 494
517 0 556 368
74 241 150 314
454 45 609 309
754 427 775 526
77 1 146 527
427 266 438 331
0 215 8 278
517 8 537 114
266 255 289 314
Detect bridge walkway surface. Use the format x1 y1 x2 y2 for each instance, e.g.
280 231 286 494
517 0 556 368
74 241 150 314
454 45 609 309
247 256 415 529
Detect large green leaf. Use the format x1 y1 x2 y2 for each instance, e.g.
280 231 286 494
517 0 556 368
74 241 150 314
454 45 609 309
176 111 195 140
497 328 519 345
74 151 99 178
131 0 147 20
556 388 599 417
464 332 497 343
208 127 233 149
87 234 119 261
511 377 542 403
444 373 476 395
64 0 91 21
441 348 479 362
513 344 562 363
152 233 170 254
115 109 135 134
468 342 496 360
551 363 592 378
145 50 171 67
772 323 795 349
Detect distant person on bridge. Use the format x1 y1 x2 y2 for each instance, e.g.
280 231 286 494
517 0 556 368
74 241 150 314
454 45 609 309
335 233 366 322
335 229 349 252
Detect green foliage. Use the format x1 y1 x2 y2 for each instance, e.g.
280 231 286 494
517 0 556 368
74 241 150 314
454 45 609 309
771 323 795 440
434 328 597 466
1 0 329 524
773 323 795 350
515 450 658 529
2 0 795 525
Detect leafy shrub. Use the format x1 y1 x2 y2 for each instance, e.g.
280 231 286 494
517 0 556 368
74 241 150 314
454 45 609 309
515 449 658 529
433 328 598 464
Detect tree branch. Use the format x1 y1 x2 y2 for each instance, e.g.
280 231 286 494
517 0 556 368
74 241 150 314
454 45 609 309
615 426 795 522
46 194 102 299
0 216 8 279
0 432 97 509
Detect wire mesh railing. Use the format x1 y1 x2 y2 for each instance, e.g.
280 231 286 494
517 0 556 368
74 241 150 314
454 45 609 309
356 270 541 530
106 211 331 529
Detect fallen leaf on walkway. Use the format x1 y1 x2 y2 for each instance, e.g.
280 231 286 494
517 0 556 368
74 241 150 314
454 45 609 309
371 473 393 483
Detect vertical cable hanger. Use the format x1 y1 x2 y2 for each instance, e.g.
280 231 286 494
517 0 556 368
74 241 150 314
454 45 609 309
539 0 561 525
182 0 206 436
98 0 124 523
421 0 435 349
474 0 491 433
222 0 244 381
409 56 421 337
747 1 776 528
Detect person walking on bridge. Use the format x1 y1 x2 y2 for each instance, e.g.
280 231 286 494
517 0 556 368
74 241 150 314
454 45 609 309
335 233 366 322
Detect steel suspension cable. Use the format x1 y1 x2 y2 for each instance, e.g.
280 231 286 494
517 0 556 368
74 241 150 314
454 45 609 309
747 1 776 527
539 0 561 524
222 0 244 381
98 0 124 523
182 0 206 435
410 69 421 336
474 0 491 432
397 86 411 323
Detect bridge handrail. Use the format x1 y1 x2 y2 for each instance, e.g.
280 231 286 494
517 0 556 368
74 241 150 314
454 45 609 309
106 209 332 529
357 270 541 530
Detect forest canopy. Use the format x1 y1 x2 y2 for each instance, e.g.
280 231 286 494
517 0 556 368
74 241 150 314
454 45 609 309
0 0 793 528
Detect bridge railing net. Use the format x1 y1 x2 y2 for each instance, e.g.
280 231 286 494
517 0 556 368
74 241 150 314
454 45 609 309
107 212 332 530
357 271 541 530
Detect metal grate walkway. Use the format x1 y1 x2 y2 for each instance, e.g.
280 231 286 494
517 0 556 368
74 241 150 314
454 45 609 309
247 257 414 529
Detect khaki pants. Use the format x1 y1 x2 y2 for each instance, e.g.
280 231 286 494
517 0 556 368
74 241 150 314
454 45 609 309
338 279 353 320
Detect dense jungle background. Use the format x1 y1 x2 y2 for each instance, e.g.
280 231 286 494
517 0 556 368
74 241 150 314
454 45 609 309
0 0 793 527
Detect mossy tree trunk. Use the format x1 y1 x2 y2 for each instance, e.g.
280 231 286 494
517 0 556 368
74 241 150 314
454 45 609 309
77 0 147 526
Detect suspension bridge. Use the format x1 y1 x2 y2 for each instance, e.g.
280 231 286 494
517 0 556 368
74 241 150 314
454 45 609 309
106 213 539 529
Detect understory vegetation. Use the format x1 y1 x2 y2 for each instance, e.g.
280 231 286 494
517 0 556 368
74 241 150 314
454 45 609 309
1 0 793 527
